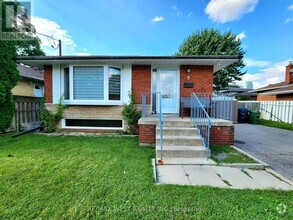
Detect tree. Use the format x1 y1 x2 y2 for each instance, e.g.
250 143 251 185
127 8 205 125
0 0 45 131
176 28 246 91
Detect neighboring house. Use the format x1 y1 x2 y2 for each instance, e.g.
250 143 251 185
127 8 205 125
16 55 240 147
219 87 257 100
253 62 293 101
12 64 44 97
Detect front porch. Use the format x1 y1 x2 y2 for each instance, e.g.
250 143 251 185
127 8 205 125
138 115 235 164
138 116 234 146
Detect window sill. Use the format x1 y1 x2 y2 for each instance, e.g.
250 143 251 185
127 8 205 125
63 100 124 106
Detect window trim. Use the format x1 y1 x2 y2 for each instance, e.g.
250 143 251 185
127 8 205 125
61 64 123 105
61 118 124 130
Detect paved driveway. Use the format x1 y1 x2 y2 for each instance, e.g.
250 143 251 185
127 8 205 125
234 124 293 180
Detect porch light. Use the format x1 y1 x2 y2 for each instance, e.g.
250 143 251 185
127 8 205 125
186 67 191 73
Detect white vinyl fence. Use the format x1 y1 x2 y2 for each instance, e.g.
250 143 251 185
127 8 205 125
238 101 293 124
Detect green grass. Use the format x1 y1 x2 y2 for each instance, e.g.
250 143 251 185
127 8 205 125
259 119 293 131
0 134 292 219
210 145 257 164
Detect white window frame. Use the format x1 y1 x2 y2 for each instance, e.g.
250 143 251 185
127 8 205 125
61 118 124 130
61 64 123 105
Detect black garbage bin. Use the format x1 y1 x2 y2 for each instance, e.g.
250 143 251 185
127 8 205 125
238 108 250 123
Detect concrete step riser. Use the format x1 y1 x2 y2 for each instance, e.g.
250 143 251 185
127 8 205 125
162 122 194 127
156 138 202 146
156 150 207 158
156 129 199 136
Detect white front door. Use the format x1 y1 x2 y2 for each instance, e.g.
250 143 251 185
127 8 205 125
157 69 179 114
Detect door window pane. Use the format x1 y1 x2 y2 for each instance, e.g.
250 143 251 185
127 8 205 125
161 72 175 98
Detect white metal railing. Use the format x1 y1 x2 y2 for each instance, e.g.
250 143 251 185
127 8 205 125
191 93 211 160
142 92 163 159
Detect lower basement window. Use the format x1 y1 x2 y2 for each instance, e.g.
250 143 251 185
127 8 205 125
63 119 123 129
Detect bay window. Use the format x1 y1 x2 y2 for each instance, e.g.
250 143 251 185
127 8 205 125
62 65 122 104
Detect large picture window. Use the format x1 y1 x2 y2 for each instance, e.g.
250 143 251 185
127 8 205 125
63 65 122 103
73 66 104 100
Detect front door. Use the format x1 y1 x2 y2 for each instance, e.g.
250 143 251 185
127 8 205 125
157 69 179 113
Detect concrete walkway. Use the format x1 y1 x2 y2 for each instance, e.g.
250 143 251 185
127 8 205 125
157 165 293 190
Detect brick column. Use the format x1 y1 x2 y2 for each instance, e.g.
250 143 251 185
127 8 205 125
139 124 156 146
210 125 234 145
44 65 53 103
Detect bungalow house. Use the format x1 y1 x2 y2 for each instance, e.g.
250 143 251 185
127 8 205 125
12 64 44 98
16 55 240 163
253 62 293 101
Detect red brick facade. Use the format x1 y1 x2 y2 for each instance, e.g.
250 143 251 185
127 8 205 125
132 65 151 103
180 65 214 96
44 65 53 103
139 124 156 146
210 125 234 145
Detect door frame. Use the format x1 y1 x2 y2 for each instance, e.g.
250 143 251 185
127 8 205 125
151 66 180 114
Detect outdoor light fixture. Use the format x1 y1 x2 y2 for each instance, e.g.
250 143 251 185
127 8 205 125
218 61 222 66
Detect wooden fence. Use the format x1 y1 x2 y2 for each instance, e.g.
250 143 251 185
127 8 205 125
11 96 42 131
238 101 293 124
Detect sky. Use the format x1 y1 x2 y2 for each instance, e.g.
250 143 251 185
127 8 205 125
30 0 293 89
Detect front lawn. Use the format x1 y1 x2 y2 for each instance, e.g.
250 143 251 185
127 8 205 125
0 134 292 219
259 119 293 131
210 145 257 164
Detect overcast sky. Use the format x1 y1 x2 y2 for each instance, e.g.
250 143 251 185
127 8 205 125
31 0 293 89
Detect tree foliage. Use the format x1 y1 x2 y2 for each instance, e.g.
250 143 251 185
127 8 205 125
177 28 246 91
0 0 45 131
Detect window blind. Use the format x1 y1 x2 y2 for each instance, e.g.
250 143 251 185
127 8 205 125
73 66 104 100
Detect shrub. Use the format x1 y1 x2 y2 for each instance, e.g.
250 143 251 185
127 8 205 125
41 97 66 133
122 93 141 134
0 93 13 131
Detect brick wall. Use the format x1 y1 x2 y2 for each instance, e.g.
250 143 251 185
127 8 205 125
210 125 234 145
180 65 214 97
257 95 276 101
139 124 156 146
132 65 151 103
44 65 53 103
11 79 36 97
276 94 293 100
45 104 125 130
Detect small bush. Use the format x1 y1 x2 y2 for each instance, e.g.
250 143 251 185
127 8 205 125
41 97 66 133
0 94 13 131
122 93 141 134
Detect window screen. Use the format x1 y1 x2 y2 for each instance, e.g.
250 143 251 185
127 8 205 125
73 66 104 100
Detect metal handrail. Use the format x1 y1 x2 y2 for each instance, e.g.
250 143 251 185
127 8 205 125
191 92 211 160
142 92 163 160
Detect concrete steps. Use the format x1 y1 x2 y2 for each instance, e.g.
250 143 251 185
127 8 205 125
156 146 207 158
156 122 208 164
156 135 202 146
